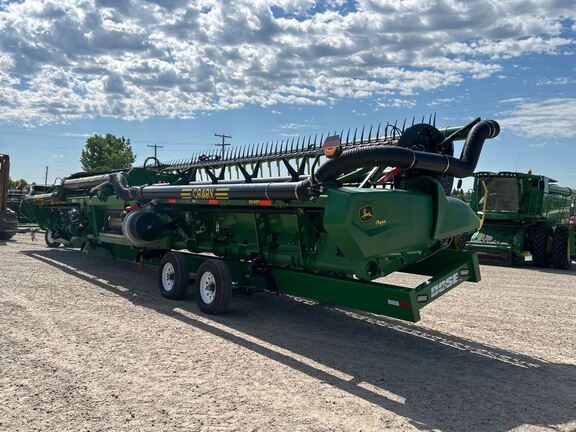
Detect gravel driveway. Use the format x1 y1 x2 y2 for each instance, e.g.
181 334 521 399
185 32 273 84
1 234 575 431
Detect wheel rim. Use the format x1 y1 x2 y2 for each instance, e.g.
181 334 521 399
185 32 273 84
162 262 176 291
199 271 216 304
46 231 54 243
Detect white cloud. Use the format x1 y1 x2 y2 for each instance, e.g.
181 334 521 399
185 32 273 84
0 0 573 124
499 98 576 138
535 77 573 86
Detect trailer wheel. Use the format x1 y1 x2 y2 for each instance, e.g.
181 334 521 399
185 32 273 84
194 259 232 315
158 252 190 299
530 224 552 267
45 230 61 248
552 227 570 269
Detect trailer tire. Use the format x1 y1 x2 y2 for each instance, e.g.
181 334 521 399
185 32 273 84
552 226 570 269
159 252 189 300
194 259 232 315
530 224 552 267
45 230 61 248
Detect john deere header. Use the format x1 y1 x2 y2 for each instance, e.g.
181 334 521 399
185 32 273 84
23 117 500 322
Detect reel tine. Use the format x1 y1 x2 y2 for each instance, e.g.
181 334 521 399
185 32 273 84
367 124 372 142
393 120 398 139
345 128 350 145
433 113 437 127
376 123 381 141
411 116 415 126
401 118 406 133
352 128 357 144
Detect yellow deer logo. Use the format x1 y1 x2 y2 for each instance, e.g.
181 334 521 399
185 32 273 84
359 205 374 222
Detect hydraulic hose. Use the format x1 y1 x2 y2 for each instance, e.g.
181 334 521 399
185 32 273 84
28 120 500 204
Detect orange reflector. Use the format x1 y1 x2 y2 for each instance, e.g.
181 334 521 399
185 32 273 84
260 200 272 206
208 199 218 205
324 146 339 158
167 198 177 204
323 135 342 158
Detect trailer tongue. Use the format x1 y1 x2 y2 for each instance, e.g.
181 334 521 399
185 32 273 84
23 118 499 321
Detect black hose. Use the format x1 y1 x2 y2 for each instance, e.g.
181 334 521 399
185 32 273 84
295 120 499 199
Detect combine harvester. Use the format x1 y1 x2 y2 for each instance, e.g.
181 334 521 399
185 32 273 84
23 117 500 322
0 154 18 240
464 171 576 268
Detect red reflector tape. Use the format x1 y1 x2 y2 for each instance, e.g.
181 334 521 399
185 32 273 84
387 299 411 309
208 199 218 205
167 198 177 204
260 200 272 206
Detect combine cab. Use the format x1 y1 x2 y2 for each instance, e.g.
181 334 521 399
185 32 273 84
23 117 500 322
0 154 18 240
464 171 575 268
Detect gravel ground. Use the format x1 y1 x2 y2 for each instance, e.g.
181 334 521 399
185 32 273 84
1 233 575 432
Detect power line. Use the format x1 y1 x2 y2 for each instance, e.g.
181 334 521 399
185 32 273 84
214 133 231 158
147 144 164 158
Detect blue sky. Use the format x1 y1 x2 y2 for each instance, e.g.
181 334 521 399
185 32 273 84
0 0 575 190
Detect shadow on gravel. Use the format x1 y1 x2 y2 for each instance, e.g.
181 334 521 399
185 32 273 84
531 265 575 276
481 262 575 275
23 248 576 432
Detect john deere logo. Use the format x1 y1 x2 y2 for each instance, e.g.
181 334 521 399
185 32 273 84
359 205 374 222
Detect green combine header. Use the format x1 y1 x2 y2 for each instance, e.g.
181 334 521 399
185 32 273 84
464 171 575 268
23 117 500 322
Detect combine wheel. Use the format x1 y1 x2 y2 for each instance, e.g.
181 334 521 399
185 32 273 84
552 227 570 269
158 252 190 299
194 259 232 315
530 224 552 267
45 230 61 248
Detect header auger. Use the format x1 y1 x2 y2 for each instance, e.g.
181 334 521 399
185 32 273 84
23 117 500 322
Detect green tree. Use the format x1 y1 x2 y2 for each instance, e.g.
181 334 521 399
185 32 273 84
80 134 136 172
8 178 29 190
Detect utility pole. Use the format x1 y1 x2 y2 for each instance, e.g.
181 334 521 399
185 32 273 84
214 133 231 159
45 166 48 185
147 144 164 159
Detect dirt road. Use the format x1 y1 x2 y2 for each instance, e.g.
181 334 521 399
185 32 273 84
1 234 575 431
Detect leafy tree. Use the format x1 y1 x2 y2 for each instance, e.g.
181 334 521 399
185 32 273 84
80 134 136 172
8 178 29 190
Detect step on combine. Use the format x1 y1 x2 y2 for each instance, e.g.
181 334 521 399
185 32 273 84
23 117 500 322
